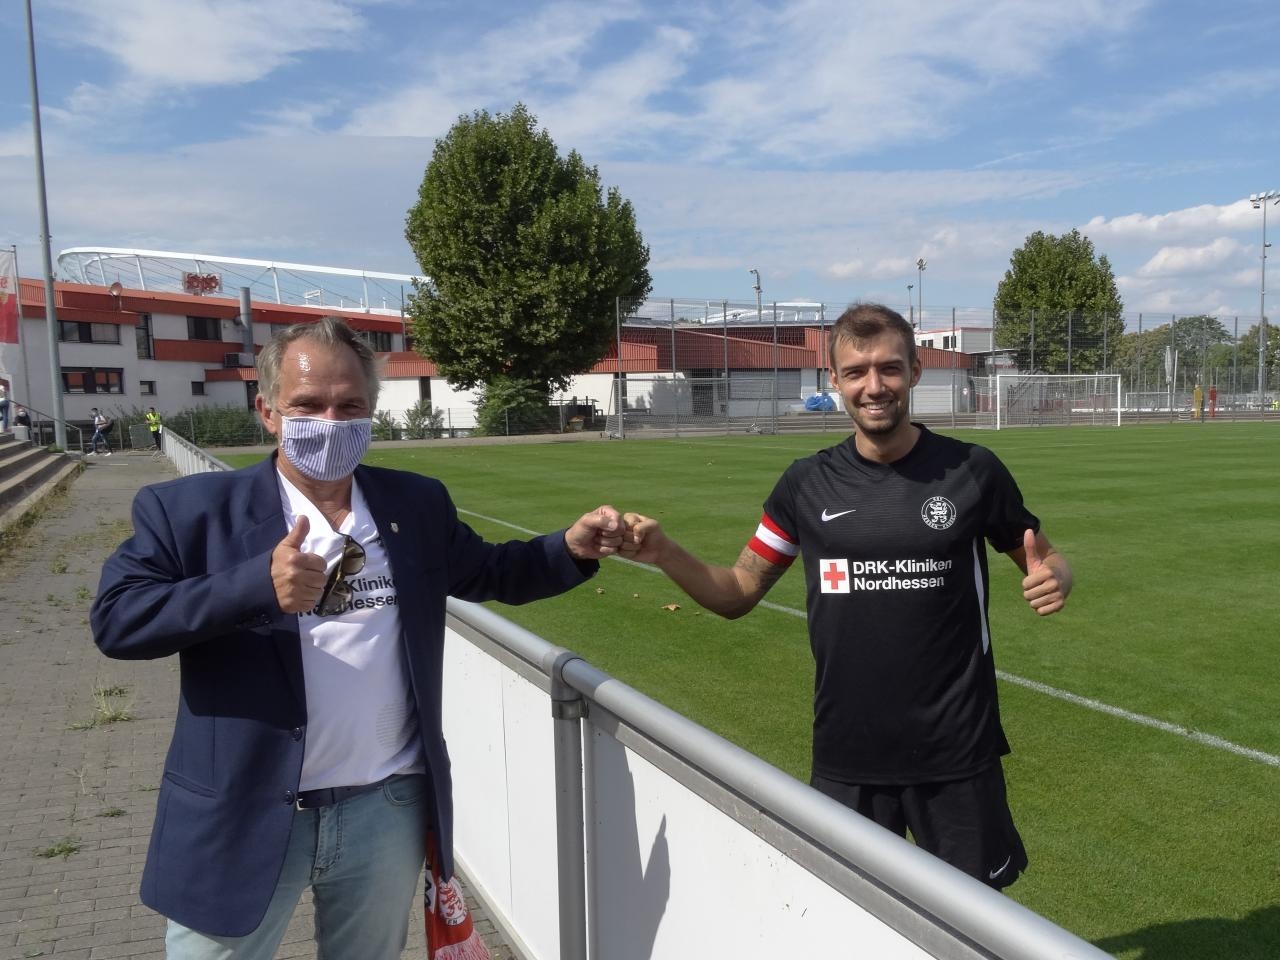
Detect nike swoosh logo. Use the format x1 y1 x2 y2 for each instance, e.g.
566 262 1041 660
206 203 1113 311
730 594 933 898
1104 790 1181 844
820 509 856 522
988 855 1012 880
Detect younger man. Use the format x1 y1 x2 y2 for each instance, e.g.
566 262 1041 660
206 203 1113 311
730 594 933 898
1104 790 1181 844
621 303 1072 889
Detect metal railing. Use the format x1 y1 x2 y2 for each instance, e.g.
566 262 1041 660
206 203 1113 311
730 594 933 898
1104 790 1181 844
162 426 234 475
6 397 85 454
446 600 1113 960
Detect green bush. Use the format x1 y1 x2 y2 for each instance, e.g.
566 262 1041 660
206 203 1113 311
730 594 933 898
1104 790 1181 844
474 376 559 436
165 404 269 447
372 410 399 441
402 399 444 439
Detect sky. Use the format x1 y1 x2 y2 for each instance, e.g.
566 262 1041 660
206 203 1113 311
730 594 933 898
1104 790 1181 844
1 0 1278 327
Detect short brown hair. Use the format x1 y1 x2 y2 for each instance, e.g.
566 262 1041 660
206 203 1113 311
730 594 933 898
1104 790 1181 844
828 303 917 369
256 316 380 407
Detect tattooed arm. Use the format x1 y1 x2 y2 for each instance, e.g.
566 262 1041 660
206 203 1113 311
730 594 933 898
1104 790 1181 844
619 513 789 620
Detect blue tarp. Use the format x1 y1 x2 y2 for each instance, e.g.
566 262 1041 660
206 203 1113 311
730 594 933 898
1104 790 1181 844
804 393 836 412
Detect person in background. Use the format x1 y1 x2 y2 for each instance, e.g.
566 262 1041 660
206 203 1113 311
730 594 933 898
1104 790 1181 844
89 407 112 455
145 406 163 456
91 315 624 959
620 302 1072 891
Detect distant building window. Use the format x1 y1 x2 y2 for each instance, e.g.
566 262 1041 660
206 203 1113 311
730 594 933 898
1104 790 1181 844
62 367 124 395
140 380 156 396
59 321 121 344
191 381 206 396
136 312 154 359
187 316 223 341
360 330 393 352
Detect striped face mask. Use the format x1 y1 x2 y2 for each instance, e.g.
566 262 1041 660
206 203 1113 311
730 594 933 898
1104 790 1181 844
280 415 372 482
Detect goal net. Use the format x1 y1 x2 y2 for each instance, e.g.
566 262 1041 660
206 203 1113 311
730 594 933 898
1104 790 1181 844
992 374 1121 428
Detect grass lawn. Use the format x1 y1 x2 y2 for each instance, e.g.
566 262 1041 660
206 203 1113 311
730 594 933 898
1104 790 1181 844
223 421 1280 959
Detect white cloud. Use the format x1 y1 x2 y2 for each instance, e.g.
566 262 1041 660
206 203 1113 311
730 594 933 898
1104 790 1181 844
341 0 646 138
1074 67 1280 135
44 0 368 88
825 259 864 279
1136 238 1246 278
1082 202 1260 241
342 0 1149 164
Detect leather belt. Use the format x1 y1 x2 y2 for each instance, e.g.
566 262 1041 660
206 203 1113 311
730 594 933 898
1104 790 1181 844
294 773 398 811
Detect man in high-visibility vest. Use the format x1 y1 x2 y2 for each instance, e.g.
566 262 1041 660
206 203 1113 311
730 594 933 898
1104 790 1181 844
145 407 162 456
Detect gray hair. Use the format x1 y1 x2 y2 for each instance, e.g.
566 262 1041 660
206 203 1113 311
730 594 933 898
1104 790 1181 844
255 316 381 407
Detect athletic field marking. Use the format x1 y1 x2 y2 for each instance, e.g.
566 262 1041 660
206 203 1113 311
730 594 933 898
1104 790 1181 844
994 673 1280 767
459 508 1280 768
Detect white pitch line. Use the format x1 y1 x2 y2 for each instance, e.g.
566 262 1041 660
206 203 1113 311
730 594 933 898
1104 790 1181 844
993 673 1280 767
458 507 1280 768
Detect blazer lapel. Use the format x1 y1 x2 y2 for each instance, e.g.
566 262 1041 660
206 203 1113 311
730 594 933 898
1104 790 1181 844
357 466 421 585
241 455 307 712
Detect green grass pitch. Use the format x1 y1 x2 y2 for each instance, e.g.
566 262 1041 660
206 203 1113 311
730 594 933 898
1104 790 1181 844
224 422 1280 959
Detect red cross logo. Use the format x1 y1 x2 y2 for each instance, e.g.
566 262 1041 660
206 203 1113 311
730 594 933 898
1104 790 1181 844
820 559 849 594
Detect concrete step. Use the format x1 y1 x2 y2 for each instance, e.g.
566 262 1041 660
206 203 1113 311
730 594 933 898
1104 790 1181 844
0 441 55 486
0 445 84 534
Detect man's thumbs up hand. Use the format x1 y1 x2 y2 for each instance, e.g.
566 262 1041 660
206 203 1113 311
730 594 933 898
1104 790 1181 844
1020 528 1067 617
272 516 329 613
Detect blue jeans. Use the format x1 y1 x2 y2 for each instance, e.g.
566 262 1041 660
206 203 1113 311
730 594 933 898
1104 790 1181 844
91 429 110 453
165 774 430 960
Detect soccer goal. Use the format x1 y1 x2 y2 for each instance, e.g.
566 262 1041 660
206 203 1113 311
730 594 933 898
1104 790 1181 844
994 374 1122 428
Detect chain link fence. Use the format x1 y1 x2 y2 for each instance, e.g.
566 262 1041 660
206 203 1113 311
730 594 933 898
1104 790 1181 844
92 301 1269 447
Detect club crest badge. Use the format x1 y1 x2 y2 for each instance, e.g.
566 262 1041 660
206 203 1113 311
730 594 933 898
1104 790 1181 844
920 496 957 530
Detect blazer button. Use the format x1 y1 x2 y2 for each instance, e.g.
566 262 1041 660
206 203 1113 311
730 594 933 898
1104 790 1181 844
291 727 304 741
284 790 296 805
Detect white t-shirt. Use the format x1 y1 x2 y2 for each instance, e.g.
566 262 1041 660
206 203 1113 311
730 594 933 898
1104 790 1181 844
276 471 424 791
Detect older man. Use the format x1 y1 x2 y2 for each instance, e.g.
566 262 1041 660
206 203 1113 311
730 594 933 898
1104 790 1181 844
93 316 623 959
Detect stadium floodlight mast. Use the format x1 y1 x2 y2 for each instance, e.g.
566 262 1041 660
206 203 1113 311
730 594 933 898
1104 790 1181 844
907 283 914 327
749 268 762 324
916 258 927 330
23 0 66 450
1250 190 1279 409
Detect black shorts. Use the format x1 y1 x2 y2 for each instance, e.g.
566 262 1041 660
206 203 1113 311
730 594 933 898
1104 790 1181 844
811 762 1028 889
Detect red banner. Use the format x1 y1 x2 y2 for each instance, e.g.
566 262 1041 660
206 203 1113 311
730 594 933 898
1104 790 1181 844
0 249 17 344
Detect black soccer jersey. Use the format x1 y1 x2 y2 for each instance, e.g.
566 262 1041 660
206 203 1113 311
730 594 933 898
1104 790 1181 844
755 426 1038 785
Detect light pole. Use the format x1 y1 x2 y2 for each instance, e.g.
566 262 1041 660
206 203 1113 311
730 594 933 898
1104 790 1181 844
749 268 762 324
907 283 914 328
1250 191 1279 408
916 258 926 331
23 0 66 449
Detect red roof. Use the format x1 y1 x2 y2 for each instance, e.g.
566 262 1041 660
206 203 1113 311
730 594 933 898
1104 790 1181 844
16 277 971 376
19 278 403 332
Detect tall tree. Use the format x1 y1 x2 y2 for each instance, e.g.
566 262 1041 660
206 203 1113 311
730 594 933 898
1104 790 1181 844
993 229 1125 373
405 103 651 431
1237 321 1280 389
1113 315 1234 394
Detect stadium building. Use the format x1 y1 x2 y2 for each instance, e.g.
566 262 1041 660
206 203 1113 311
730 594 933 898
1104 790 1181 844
0 248 976 437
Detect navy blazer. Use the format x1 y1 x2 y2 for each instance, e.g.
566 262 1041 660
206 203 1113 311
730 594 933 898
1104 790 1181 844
91 455 596 937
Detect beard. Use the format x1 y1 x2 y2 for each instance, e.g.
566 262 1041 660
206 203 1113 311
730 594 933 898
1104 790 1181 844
843 395 908 436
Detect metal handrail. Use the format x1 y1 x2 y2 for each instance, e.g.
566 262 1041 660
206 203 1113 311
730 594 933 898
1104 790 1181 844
7 396 85 454
449 599 1114 960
